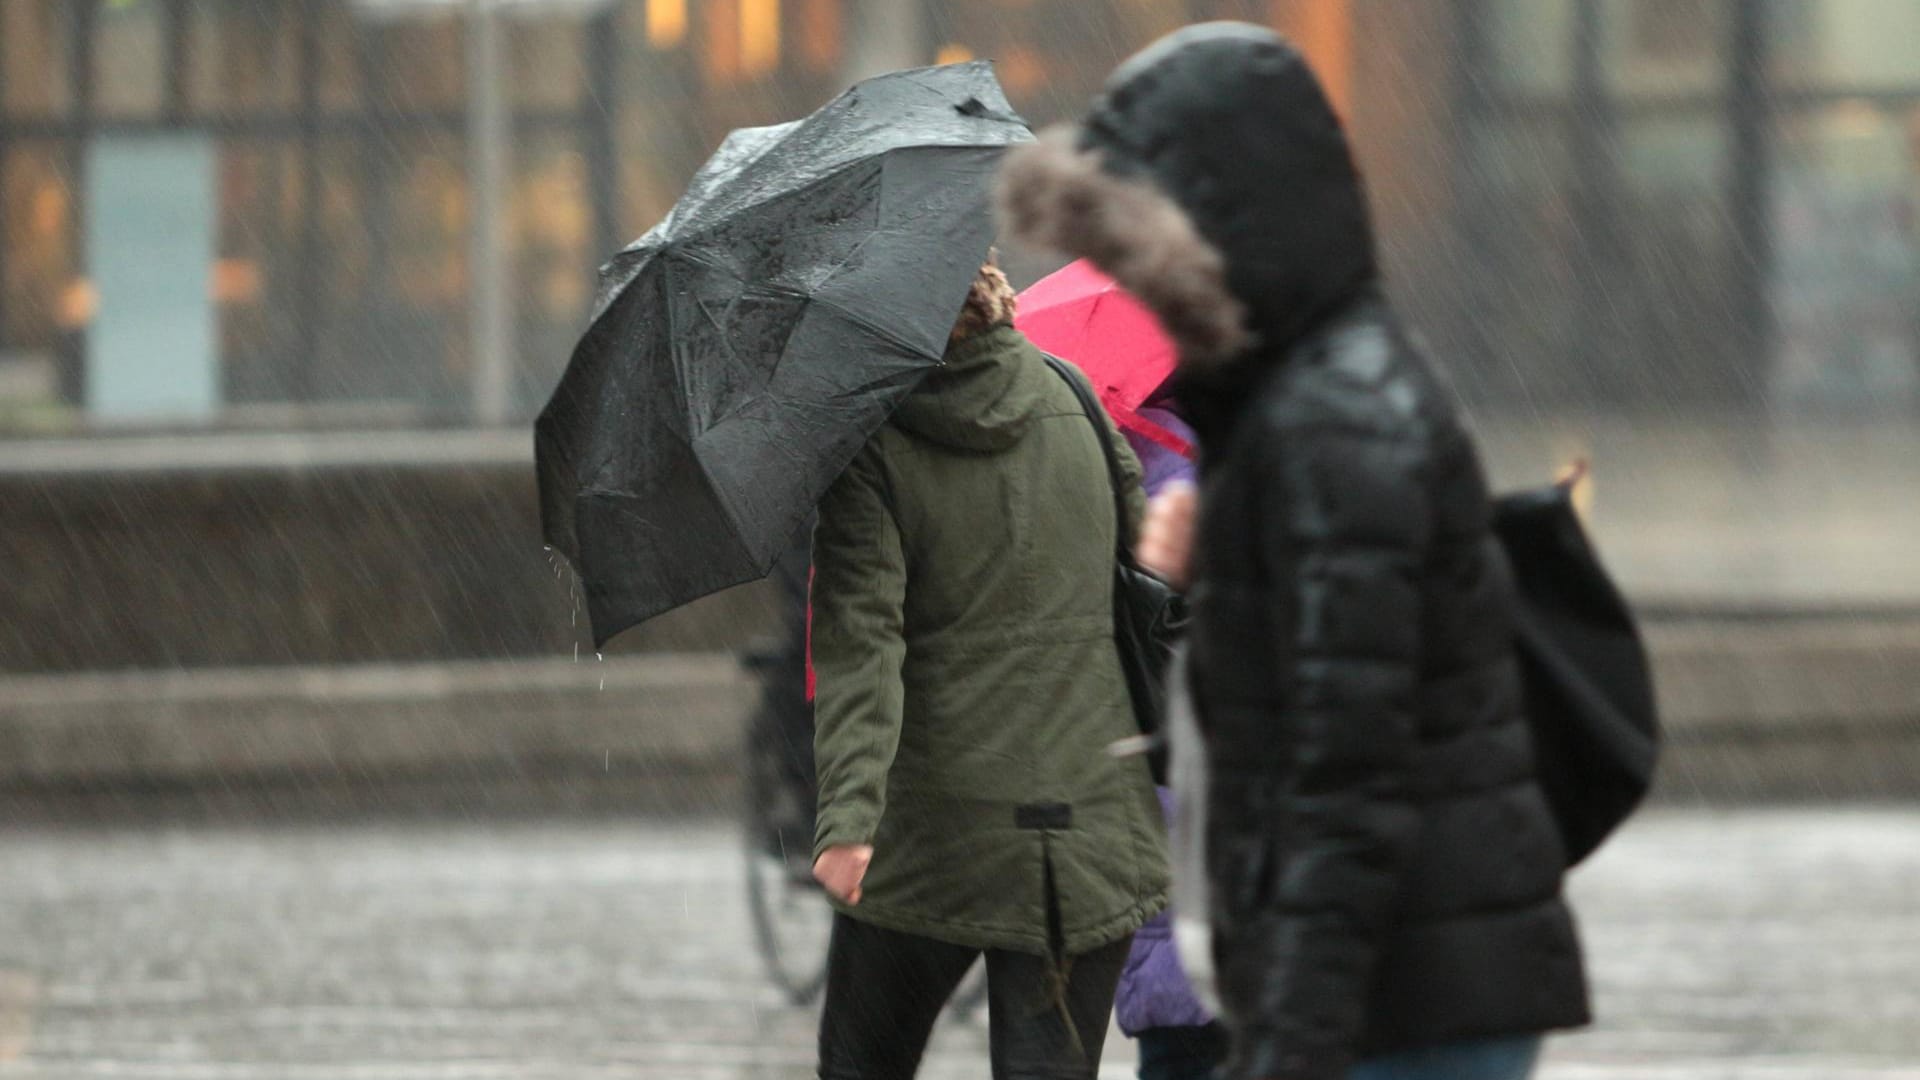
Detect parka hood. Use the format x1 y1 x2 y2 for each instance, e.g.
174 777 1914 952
890 324 1051 452
998 22 1376 368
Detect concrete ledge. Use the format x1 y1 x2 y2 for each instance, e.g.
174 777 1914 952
0 428 531 475
0 449 781 672
1647 617 1920 801
3 617 1918 803
1648 617 1920 727
0 654 756 785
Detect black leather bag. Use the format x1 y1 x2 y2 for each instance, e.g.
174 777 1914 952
1044 355 1186 785
1492 481 1661 866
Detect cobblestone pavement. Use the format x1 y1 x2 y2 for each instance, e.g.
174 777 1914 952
0 807 1916 1079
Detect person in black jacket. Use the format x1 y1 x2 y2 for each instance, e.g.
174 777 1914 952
998 22 1590 1080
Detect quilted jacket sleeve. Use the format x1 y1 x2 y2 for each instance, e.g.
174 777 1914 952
810 442 909 858
1211 404 1431 1080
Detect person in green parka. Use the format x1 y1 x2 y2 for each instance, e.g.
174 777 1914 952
810 259 1171 1079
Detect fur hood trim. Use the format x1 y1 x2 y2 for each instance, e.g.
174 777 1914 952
997 127 1251 365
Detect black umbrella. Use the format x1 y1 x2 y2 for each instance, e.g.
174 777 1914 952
537 62 1032 646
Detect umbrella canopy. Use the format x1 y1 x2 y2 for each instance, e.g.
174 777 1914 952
1014 259 1189 455
537 62 1031 646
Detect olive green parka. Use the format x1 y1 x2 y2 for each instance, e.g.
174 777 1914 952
811 323 1169 957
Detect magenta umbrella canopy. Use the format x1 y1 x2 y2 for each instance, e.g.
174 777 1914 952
1014 259 1190 456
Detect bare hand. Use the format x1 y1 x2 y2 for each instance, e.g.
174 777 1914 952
812 844 873 905
1136 482 1198 590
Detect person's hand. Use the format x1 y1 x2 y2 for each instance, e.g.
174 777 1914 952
1136 481 1198 591
812 844 873 904
1555 458 1590 490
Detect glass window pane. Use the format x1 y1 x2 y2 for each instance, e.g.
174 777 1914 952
379 19 467 115
2 0 75 120
1770 100 1920 413
1617 113 1740 401
94 0 167 120
1774 0 1920 90
215 140 305 406
316 3 363 113
1609 0 1726 99
1486 0 1574 96
1462 122 1580 396
304 136 374 404
512 133 591 413
796 0 841 75
307 131 468 413
1 143 81 424
189 0 298 116
614 0 702 239
510 19 586 111
932 0 1191 125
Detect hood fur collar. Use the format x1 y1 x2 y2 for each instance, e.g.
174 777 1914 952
997 128 1251 366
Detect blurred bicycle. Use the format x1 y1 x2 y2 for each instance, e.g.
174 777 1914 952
740 525 983 1015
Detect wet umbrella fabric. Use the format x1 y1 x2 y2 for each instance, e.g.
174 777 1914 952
1014 259 1189 456
537 62 1031 646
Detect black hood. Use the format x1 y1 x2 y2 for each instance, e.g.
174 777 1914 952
1000 23 1377 366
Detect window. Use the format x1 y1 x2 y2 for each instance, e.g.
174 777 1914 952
1486 0 1574 96
1628 0 1717 65
511 19 587 111
1 1 75 120
0 144 80 415
1774 0 1920 90
1771 100 1920 413
379 18 467 115
94 0 168 120
188 1 300 116
513 133 593 411
216 140 307 405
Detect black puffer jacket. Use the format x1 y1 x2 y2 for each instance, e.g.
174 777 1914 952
1000 22 1589 1080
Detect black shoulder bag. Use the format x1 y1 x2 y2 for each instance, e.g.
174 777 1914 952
1044 355 1186 785
1492 479 1661 866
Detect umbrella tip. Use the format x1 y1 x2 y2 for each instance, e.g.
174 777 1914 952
956 96 1024 126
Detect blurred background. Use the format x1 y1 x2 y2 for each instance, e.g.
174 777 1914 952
2 2 1920 1077
6 0 1919 788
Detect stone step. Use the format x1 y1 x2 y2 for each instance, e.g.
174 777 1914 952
0 653 754 786
2 617 1917 803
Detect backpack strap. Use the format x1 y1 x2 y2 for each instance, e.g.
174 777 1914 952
1042 354 1133 566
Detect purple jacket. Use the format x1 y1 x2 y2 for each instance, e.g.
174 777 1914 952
1127 407 1197 497
1115 788 1215 1034
1113 409 1214 1036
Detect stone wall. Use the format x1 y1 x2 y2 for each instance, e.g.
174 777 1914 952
0 432 780 673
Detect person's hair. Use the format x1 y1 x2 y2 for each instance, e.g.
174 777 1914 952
949 258 1017 344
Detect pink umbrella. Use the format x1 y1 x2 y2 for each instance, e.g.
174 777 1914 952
1015 259 1191 457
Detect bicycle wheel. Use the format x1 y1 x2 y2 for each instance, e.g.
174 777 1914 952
743 704 833 1006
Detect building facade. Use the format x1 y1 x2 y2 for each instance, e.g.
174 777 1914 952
1 0 1917 430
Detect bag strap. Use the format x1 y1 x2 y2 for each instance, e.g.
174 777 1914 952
1041 354 1134 567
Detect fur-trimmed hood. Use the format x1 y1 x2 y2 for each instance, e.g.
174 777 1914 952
998 22 1376 369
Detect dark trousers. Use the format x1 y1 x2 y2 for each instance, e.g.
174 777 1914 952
818 913 1132 1079
1136 1022 1227 1080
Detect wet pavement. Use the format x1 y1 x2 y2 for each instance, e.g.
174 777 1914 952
0 806 1916 1079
